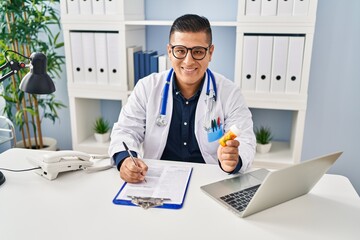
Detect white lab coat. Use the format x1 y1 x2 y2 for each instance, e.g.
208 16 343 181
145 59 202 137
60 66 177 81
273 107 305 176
109 70 256 173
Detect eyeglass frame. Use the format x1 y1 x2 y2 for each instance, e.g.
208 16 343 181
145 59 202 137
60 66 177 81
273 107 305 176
169 44 212 60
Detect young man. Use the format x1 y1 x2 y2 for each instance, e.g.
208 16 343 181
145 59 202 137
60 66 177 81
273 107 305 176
109 14 256 183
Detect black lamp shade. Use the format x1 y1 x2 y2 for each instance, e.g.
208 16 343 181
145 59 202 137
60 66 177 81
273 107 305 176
19 52 56 94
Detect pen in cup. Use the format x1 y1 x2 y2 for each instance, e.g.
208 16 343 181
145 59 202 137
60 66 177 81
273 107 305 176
122 142 147 182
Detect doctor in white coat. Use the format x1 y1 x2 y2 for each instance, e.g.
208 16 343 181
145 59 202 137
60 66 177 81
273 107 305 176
109 14 256 183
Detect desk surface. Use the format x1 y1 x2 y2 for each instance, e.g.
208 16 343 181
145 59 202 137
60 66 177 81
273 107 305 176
1 149 359 240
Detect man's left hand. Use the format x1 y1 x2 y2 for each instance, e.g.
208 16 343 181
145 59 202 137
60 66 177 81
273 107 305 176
217 140 240 172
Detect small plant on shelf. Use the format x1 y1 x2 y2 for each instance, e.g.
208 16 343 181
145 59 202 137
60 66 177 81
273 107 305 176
93 117 110 143
254 126 273 154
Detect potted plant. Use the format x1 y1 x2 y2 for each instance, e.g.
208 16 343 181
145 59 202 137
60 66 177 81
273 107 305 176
93 117 110 143
0 0 65 149
254 126 273 154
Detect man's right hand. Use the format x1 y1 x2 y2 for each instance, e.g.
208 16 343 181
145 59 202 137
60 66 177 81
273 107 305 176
119 157 148 183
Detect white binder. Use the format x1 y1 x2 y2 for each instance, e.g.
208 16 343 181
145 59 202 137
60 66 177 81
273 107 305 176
256 36 273 93
261 0 277 16
245 0 261 16
92 0 105 15
277 0 294 16
79 0 93 15
286 36 305 93
293 0 310 16
106 33 121 85
105 0 118 15
82 32 97 84
66 0 80 14
241 36 258 91
127 46 143 90
94 33 109 85
69 32 84 82
270 36 289 93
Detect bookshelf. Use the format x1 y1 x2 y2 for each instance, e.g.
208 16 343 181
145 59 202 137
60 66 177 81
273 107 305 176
60 0 318 168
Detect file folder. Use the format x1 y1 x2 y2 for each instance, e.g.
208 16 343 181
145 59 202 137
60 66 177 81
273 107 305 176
106 33 121 85
79 0 93 15
293 0 310 16
69 32 85 82
113 164 193 209
256 36 273 92
66 0 80 14
127 46 142 90
270 36 289 93
241 35 258 91
150 54 159 74
245 0 261 16
92 0 105 15
286 36 305 93
81 32 97 83
277 0 294 16
94 33 109 85
105 0 118 15
261 0 277 16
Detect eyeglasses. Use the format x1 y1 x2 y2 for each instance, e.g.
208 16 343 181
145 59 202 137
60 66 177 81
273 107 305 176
170 44 210 60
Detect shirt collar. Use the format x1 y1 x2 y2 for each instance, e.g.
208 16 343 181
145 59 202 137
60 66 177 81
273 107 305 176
172 73 205 100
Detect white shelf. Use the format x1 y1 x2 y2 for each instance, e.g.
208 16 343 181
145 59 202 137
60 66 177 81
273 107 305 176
253 141 295 169
61 0 317 168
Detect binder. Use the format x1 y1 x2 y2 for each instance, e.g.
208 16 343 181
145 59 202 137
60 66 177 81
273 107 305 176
158 54 167 72
293 0 310 16
94 33 109 85
81 32 97 83
139 51 146 79
133 51 142 85
104 0 118 15
143 50 158 76
270 36 289 93
241 35 258 91
285 36 305 93
69 32 84 82
150 54 159 74
66 0 80 14
113 164 193 209
245 0 261 16
277 0 294 16
106 32 121 85
79 0 93 15
261 0 277 16
127 46 142 90
255 36 273 93
92 0 105 15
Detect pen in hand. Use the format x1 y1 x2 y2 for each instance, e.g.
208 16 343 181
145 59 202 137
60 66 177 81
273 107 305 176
122 142 147 182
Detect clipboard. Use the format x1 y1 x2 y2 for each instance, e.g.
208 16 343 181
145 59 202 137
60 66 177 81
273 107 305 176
113 164 193 209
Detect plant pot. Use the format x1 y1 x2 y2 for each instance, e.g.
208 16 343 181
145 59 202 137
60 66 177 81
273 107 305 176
256 142 272 154
16 137 57 151
94 132 110 143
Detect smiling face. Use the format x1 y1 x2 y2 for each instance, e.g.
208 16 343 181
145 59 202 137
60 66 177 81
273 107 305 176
167 31 214 98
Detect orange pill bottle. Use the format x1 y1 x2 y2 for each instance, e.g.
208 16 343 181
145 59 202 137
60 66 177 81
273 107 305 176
218 125 241 147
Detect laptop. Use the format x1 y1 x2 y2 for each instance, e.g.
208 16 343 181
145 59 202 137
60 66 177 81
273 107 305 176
201 151 342 218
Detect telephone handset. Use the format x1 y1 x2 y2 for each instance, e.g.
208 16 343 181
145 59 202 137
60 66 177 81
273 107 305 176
28 150 112 180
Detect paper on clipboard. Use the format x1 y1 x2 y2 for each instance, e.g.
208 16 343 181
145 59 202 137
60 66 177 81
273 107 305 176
113 163 193 209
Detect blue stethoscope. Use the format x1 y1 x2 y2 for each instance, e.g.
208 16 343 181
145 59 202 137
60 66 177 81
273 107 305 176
156 68 217 131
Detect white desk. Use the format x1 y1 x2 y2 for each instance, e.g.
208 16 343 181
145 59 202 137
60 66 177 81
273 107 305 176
1 149 359 240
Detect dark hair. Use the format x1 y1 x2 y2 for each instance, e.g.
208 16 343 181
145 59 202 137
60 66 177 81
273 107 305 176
169 14 212 45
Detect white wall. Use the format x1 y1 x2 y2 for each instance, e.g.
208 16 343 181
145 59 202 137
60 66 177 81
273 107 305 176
302 0 360 194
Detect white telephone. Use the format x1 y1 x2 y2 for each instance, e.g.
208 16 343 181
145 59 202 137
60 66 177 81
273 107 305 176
28 150 112 180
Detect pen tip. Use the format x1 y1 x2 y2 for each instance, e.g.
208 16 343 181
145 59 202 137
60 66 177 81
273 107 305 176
122 142 129 150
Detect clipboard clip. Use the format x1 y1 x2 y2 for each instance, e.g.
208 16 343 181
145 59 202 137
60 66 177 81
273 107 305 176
128 196 171 209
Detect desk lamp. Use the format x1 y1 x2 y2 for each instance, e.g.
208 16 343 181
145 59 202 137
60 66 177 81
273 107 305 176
0 50 56 186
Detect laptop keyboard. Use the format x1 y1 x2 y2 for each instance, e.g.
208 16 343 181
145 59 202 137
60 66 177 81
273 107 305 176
220 184 260 212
